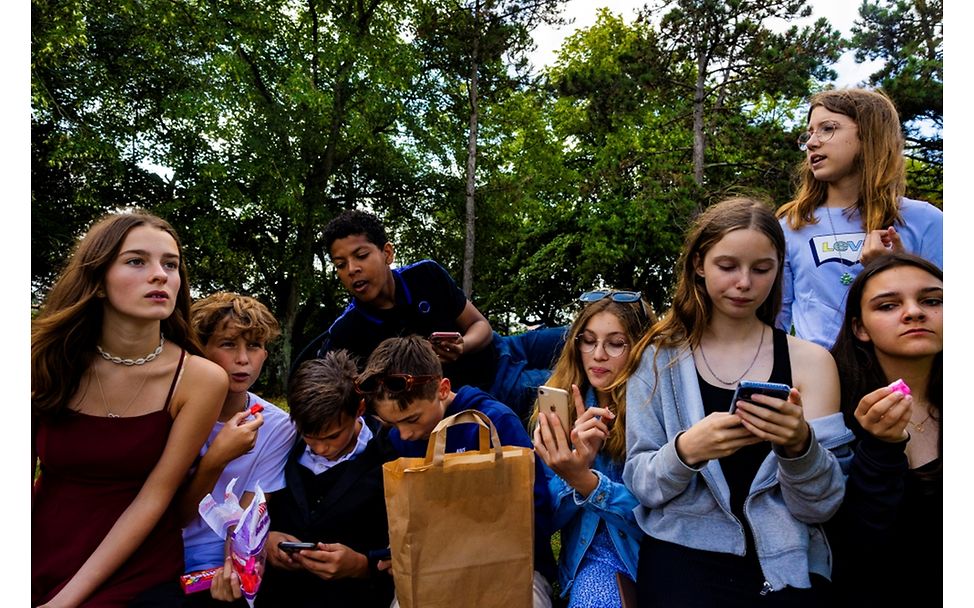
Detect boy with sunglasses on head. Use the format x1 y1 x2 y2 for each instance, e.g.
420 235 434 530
257 350 398 608
358 335 558 608
293 208 567 421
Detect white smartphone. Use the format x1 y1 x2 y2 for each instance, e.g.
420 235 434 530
537 385 571 432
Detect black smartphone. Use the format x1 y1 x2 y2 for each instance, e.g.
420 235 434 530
729 380 791 414
372 547 392 561
278 541 317 553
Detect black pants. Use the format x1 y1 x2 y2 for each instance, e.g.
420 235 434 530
636 535 829 608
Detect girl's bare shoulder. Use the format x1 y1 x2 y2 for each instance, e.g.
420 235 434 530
169 353 228 417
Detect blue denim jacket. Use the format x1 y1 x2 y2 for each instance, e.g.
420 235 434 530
548 390 644 598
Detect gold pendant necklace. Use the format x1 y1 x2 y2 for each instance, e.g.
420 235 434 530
908 412 933 434
93 364 149 418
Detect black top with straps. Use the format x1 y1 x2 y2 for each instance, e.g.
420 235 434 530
697 327 793 572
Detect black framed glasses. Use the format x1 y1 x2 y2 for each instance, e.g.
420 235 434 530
575 333 629 358
354 373 440 395
797 122 843 151
578 289 642 304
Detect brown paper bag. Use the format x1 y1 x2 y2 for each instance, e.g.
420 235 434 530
383 409 535 608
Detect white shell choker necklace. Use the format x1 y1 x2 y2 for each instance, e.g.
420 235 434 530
97 334 165 366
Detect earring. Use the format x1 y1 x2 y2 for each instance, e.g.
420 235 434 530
95 289 106 298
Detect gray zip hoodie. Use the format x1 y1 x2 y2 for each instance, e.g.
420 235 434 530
622 344 854 592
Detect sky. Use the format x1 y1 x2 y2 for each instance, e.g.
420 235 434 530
528 0 882 85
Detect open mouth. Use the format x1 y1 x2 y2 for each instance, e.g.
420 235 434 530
809 154 826 167
145 291 169 300
352 280 368 292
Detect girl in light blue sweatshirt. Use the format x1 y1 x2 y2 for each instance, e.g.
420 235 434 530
622 198 854 607
776 88 942 349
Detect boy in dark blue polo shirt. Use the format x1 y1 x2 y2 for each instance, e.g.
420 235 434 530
358 335 557 607
294 209 565 421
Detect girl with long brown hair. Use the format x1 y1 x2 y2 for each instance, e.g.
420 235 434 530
776 88 942 349
622 197 854 606
32 211 227 607
826 253 942 605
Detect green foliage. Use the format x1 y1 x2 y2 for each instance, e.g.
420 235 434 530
652 0 842 187
850 0 942 203
32 0 940 392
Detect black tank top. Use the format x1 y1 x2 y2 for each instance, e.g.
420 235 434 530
697 327 793 570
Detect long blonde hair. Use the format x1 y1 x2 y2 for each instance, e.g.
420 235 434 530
532 294 655 462
777 88 906 232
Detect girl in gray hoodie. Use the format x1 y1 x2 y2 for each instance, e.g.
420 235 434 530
621 197 854 606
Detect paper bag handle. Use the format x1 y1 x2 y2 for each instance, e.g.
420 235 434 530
425 409 503 465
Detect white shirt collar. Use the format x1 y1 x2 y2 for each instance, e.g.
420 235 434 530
297 417 373 475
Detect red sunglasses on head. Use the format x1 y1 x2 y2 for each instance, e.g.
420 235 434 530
354 373 440 395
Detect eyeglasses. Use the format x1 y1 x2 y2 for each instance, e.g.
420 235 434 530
797 122 845 151
578 290 643 303
354 373 440 395
575 334 630 358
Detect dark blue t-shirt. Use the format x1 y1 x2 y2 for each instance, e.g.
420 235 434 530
322 260 498 390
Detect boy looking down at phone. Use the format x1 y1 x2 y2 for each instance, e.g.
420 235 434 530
257 351 398 608
294 208 566 420
180 293 297 606
358 335 558 607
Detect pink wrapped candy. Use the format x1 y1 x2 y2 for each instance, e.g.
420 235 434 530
887 378 911 396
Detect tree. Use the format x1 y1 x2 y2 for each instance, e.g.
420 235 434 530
651 0 842 194
850 0 942 205
31 0 433 393
412 0 564 297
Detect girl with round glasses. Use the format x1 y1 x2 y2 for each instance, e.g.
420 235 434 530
531 289 655 608
622 198 854 606
775 88 942 349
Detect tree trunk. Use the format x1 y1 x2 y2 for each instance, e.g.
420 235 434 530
692 51 707 190
462 0 481 298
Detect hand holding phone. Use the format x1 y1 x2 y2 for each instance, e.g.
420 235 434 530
729 380 792 414
278 541 317 554
429 331 462 344
538 385 571 433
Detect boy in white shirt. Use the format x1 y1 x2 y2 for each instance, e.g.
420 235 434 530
179 292 297 606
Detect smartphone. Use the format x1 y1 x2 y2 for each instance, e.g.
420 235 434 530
729 380 792 414
278 541 317 553
537 385 571 432
429 331 462 344
371 547 392 561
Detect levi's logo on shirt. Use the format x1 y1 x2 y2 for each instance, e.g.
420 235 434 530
809 231 865 267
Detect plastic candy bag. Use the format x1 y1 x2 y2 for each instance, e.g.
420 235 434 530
199 478 270 607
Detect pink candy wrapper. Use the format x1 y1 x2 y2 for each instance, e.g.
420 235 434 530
888 378 911 396
179 567 220 594
199 478 270 607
